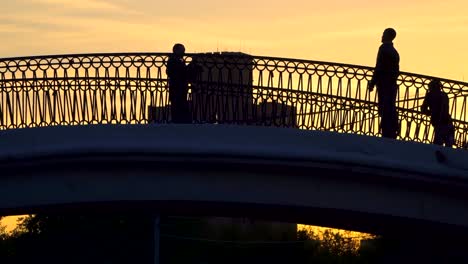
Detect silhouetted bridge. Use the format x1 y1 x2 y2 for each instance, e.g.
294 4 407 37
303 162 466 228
2 53 468 238
1 52 468 147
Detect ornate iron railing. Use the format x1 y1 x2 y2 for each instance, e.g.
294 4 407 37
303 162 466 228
0 52 467 148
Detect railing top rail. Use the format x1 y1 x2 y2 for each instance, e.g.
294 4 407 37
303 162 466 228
0 52 171 61
0 52 467 88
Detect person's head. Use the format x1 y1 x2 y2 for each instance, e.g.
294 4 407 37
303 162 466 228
381 28 397 43
172 43 185 57
428 79 442 93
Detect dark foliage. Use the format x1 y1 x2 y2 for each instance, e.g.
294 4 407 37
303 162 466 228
0 215 382 264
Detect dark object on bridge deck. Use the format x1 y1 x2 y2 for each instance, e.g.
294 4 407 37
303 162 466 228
150 52 297 127
166 44 192 124
368 28 400 139
190 52 254 124
422 79 455 147
147 101 297 127
148 105 164 124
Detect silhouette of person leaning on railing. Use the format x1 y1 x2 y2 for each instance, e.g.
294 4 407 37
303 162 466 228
421 79 455 147
368 28 400 139
166 43 191 124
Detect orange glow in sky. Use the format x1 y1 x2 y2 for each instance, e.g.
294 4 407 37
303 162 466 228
1 0 467 80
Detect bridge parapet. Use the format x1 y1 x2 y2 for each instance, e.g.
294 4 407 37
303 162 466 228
1 124 468 235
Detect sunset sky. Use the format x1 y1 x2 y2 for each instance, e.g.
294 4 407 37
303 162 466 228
1 0 467 81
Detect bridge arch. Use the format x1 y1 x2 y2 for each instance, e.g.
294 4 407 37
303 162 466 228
1 124 468 236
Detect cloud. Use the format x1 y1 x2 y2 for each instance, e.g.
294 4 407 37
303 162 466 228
29 0 123 10
0 16 80 33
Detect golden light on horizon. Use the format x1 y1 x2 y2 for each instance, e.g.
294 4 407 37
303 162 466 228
2 216 375 242
1 215 25 233
298 224 375 240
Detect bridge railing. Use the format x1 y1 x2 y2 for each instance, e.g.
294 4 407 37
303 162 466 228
0 53 467 148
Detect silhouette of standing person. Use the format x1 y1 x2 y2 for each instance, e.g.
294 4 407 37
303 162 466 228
368 28 400 139
421 79 455 147
166 43 191 124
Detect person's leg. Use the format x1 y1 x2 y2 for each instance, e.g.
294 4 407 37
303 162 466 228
445 123 456 147
181 85 192 124
377 88 385 116
191 85 201 123
377 89 390 138
378 86 397 139
433 126 444 146
391 109 399 139
170 104 179 123
381 109 391 138
389 87 399 139
171 96 183 124
181 99 192 124
381 96 394 138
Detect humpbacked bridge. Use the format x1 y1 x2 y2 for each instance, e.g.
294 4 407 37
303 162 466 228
1 52 468 238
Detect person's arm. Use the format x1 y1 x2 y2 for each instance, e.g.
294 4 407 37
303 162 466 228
442 93 451 120
421 92 431 115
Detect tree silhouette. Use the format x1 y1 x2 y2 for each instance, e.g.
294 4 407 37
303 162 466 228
0 214 384 264
1 214 155 264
